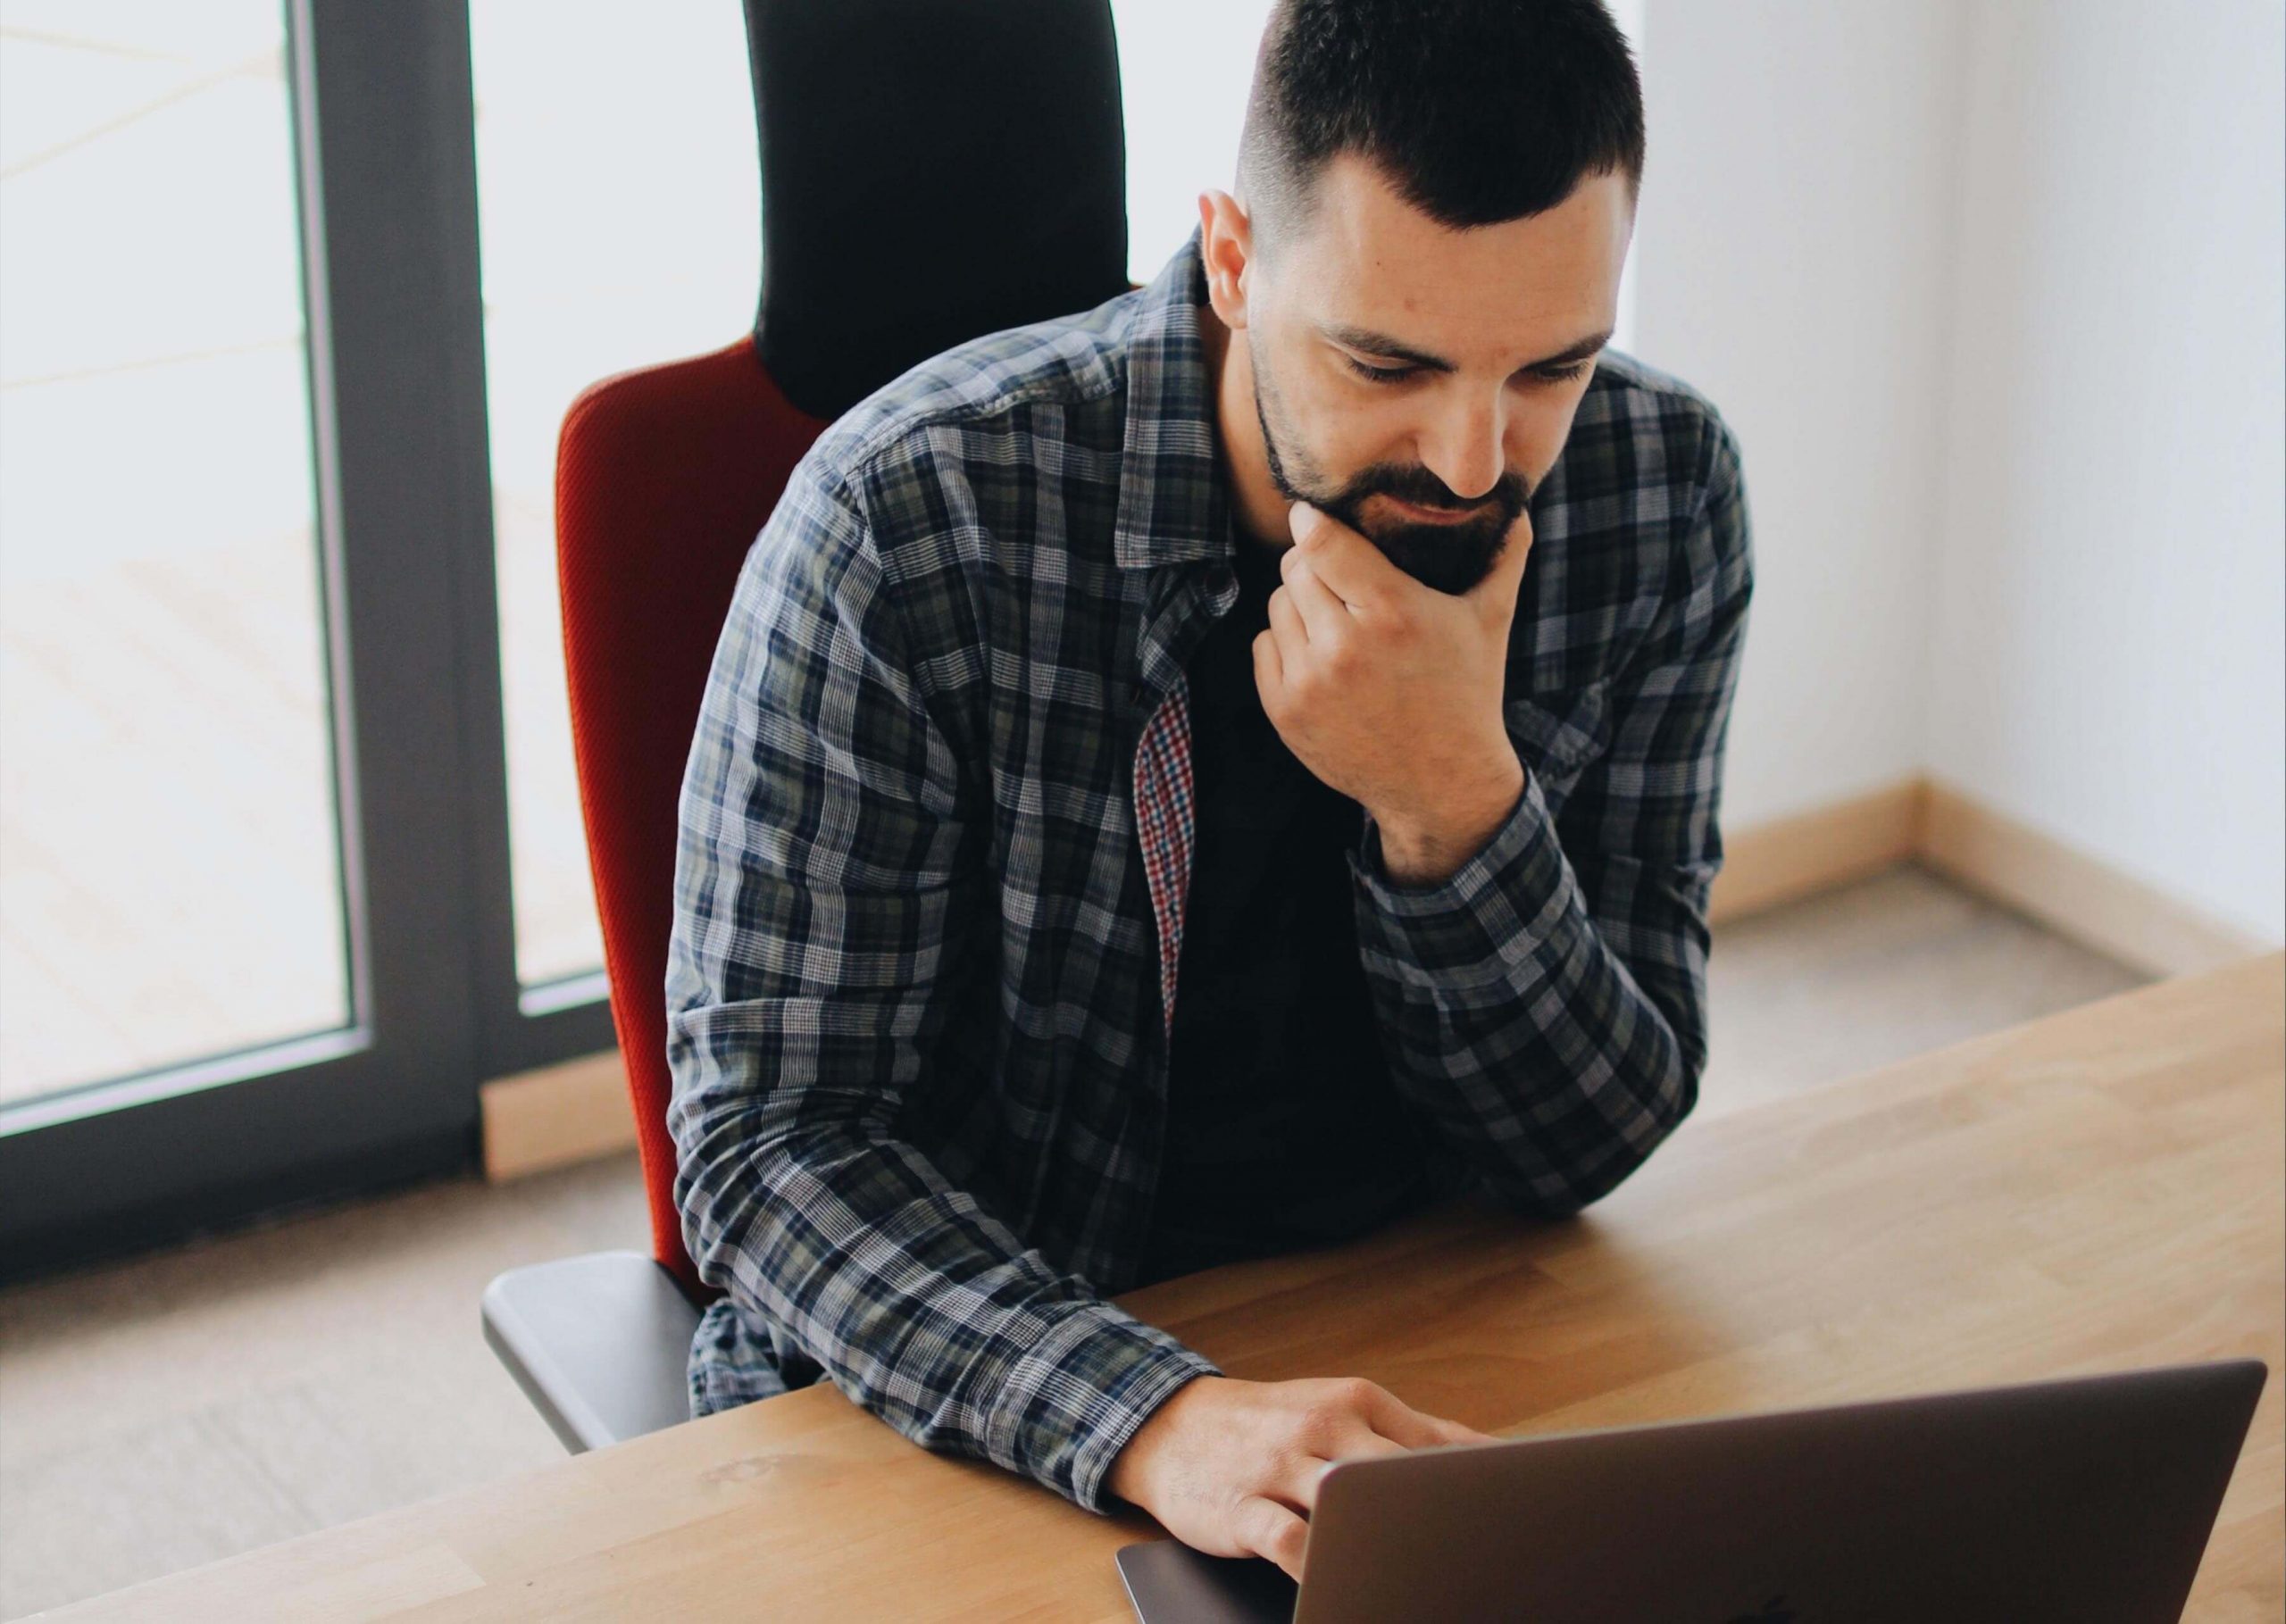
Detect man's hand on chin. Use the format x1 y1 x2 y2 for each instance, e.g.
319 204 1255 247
1252 500 1532 888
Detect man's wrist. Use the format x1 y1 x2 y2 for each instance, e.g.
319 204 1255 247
1106 1372 1216 1510
1370 758 1527 888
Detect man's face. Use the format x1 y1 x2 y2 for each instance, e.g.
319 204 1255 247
1231 153 1631 595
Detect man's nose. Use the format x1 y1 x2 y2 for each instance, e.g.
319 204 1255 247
1418 396 1508 503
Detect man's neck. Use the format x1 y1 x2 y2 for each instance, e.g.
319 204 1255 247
1199 304 1293 556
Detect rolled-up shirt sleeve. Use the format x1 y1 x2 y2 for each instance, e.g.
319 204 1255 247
666 454 1219 1515
1346 418 1754 1217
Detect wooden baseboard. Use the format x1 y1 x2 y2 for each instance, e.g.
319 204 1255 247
1710 774 2268 979
1708 779 1926 926
1917 777 2270 980
480 774 2274 1182
480 1050 634 1182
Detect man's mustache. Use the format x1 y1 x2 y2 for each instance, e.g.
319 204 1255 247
1346 472 1529 523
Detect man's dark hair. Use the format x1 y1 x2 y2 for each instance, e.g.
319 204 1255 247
1238 0 1644 261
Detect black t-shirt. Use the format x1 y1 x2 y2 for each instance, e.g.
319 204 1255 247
1133 528 1439 1288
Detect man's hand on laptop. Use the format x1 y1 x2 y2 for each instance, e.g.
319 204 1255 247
1105 1374 1499 1583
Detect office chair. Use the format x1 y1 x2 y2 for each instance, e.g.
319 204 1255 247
480 0 1134 1453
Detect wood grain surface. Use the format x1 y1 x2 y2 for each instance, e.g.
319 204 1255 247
41 951 2282 1622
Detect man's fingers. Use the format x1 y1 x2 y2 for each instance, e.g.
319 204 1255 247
1356 1383 1481 1451
1231 1393 1499 1588
1352 1382 1442 1448
1266 580 1313 650
1277 545 1351 637
1336 1427 1416 1464
1251 627 1284 706
1240 1495 1311 1584
1412 1412 1500 1448
1289 501 1400 613
1466 506 1537 624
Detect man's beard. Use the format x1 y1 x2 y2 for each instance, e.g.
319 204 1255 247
1252 353 1531 597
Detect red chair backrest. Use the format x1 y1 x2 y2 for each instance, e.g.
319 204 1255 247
554 337 827 1302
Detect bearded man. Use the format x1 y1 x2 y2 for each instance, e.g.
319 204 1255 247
667 0 1753 1584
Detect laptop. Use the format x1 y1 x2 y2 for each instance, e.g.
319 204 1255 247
1115 1356 2267 1624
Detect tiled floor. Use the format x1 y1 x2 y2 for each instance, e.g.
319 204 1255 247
0 862 2153 1618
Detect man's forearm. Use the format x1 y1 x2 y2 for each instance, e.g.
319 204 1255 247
1348 764 1710 1217
670 1039 1223 1514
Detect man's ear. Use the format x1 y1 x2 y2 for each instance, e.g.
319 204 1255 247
1197 188 1254 332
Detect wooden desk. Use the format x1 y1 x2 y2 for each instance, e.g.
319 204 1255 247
46 952 2283 1622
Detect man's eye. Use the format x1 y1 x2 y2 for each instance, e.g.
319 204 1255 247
1343 355 1596 386
1343 355 1418 385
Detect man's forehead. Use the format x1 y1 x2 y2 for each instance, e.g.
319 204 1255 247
1285 154 1629 362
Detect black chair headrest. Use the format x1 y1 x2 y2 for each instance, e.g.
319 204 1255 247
745 0 1132 421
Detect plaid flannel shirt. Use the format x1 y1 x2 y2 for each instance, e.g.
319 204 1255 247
665 222 1753 1516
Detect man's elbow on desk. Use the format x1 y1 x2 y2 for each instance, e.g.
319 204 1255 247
1459 1079 1700 1222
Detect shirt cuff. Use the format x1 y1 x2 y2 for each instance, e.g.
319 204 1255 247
980 1299 1223 1516
1347 767 1571 993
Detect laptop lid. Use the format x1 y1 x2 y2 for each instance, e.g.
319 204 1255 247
1115 1357 2267 1624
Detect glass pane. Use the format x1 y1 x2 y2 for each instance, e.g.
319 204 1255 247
0 1 349 1106
468 0 760 991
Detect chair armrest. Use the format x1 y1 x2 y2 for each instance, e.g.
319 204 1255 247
481 1249 704 1453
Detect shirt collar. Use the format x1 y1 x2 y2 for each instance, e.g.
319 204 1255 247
1112 223 1237 573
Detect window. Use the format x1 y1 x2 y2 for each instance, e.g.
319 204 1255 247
466 0 759 995
0 1 347 1105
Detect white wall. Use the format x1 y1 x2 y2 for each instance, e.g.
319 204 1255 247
1114 0 1276 287
1631 0 1972 831
1639 0 2282 945
1928 0 2285 944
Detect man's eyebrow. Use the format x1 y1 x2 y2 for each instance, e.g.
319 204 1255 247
1317 321 1614 374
